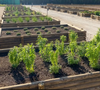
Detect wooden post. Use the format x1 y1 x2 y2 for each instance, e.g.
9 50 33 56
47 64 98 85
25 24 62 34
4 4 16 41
38 83 44 89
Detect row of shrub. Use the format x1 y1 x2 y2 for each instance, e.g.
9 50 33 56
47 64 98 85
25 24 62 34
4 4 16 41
5 26 70 36
8 29 100 74
5 16 53 23
81 10 100 16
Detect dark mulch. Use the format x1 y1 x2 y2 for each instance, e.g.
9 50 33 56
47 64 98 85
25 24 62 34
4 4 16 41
0 52 98 87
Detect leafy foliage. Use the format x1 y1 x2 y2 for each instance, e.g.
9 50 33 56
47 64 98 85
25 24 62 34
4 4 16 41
25 17 30 22
67 31 80 65
49 50 61 74
77 42 87 57
40 17 45 21
18 17 23 23
12 18 17 23
21 44 36 73
41 42 53 62
55 35 67 55
32 17 37 22
85 43 100 69
6 19 10 23
6 31 11 35
8 46 22 68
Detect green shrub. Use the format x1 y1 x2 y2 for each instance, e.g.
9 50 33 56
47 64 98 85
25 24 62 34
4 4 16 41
92 29 100 44
34 28 38 31
36 12 41 15
10 14 13 17
49 50 61 74
5 13 9 16
47 31 51 34
55 35 67 55
77 42 87 57
60 26 64 28
37 31 41 34
81 11 93 14
67 31 79 65
27 12 31 15
94 11 100 16
25 17 30 22
40 42 53 62
52 27 56 30
45 16 52 21
6 31 11 35
6 6 11 11
24 28 28 31
44 29 48 32
67 53 80 65
85 43 100 69
12 18 17 23
18 17 23 23
16 33 21 36
15 14 18 17
6 19 10 23
40 17 45 21
64 27 68 30
37 36 53 62
32 17 37 22
25 30 30 34
56 30 60 33
14 30 18 32
41 26 45 30
27 33 31 35
23 6 27 11
21 44 36 73
8 46 21 68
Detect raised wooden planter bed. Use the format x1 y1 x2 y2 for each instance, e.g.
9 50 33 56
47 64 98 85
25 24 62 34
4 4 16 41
0 71 100 90
55 8 60 11
91 14 100 20
41 6 44 8
4 5 33 13
68 10 77 14
50 7 55 10
41 6 46 9
0 24 86 49
77 12 91 17
2 15 44 19
0 48 100 89
60 9 67 12
3 11 38 17
1 20 60 28
46 6 50 9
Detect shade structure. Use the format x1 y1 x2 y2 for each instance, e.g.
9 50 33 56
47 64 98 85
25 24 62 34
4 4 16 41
0 0 20 5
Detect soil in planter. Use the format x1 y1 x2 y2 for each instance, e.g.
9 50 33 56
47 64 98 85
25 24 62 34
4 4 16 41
0 52 99 87
1 26 80 37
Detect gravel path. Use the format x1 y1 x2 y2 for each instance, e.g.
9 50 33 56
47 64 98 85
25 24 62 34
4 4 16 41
25 5 100 41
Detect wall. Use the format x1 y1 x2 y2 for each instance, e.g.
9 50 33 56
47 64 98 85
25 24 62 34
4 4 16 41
20 0 100 5
0 0 20 5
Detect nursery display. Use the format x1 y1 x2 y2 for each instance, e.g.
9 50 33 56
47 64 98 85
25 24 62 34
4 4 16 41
0 30 100 89
0 4 100 90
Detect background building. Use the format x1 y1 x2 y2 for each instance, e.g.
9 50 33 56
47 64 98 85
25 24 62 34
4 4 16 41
0 0 20 5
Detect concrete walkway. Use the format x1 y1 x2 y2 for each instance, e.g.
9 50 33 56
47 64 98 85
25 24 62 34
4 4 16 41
25 5 100 41
0 7 5 36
